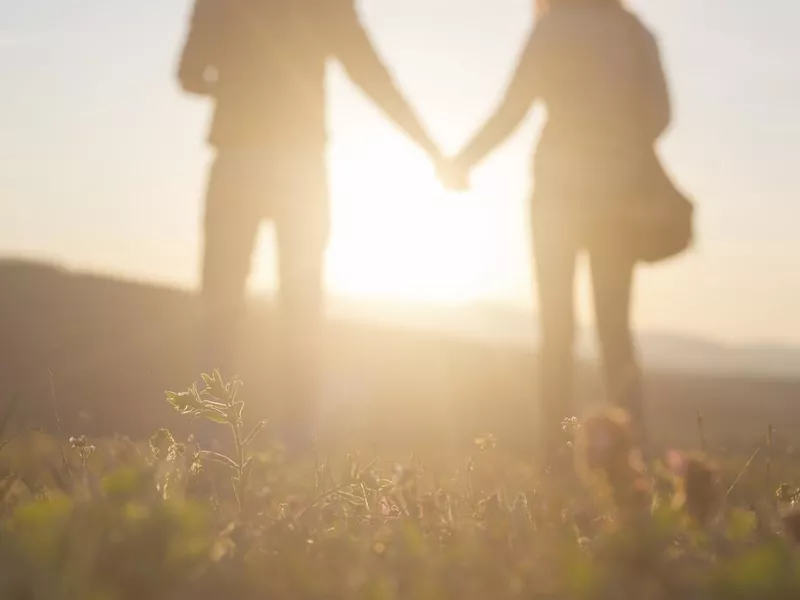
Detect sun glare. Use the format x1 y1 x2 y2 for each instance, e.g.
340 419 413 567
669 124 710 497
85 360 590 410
324 143 497 305
247 138 525 306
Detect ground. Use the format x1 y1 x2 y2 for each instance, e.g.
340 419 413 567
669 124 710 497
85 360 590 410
1 260 799 454
1 261 800 598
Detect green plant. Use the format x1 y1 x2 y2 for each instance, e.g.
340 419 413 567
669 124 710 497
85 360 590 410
1 373 799 599
166 370 266 513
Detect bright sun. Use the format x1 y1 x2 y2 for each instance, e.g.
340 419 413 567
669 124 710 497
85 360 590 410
324 142 498 305
247 137 526 306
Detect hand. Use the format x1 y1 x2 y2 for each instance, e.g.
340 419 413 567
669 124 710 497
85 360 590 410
436 157 471 192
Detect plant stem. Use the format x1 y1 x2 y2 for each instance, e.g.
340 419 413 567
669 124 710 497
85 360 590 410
766 424 773 497
231 421 245 513
696 411 706 454
726 447 761 500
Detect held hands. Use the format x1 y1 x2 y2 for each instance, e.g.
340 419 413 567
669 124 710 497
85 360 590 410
414 128 472 192
426 149 471 193
418 136 472 192
436 156 471 192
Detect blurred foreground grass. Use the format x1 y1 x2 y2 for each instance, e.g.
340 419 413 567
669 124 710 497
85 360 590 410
1 372 799 600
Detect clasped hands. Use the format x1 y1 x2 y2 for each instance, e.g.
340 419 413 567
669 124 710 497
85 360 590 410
432 152 473 193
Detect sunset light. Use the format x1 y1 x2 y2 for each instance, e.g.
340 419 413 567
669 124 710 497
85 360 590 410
326 144 488 303
246 138 528 307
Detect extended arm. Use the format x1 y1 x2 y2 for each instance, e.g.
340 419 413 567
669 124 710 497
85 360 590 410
331 0 440 159
455 32 541 169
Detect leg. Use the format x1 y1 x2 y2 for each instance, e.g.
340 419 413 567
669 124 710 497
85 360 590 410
532 209 579 455
198 150 262 379
272 154 331 447
588 236 643 441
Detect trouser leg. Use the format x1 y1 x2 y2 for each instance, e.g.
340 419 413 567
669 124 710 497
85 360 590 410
588 237 643 443
198 152 262 383
272 159 330 447
532 214 579 456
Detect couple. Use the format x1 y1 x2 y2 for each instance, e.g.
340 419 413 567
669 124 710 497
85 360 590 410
177 0 674 455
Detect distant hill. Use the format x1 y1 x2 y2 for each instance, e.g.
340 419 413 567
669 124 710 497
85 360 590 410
1 258 799 452
325 299 800 379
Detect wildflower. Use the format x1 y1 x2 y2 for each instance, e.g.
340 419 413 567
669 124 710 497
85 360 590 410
776 483 799 505
70 435 95 464
69 435 88 449
561 416 580 446
149 428 177 461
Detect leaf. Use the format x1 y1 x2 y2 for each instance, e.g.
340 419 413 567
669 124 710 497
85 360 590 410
166 390 205 414
204 370 230 403
229 379 242 404
198 409 229 425
197 451 238 471
198 398 229 409
242 420 268 447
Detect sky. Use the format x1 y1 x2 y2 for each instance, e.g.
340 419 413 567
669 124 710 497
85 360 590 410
1 0 799 345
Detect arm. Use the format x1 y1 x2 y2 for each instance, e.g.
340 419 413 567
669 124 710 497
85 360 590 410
331 0 440 159
176 0 221 97
455 31 542 169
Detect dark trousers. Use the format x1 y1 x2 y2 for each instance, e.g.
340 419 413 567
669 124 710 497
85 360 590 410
532 207 643 450
198 146 330 435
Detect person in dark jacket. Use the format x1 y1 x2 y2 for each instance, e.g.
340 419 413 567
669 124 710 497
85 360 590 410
445 0 672 457
177 0 444 447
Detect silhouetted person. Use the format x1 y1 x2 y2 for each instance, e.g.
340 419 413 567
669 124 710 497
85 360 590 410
176 0 443 447
446 0 672 456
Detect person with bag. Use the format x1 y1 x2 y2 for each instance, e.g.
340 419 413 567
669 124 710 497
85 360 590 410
176 0 445 450
443 0 693 458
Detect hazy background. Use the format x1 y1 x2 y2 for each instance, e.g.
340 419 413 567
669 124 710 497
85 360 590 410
2 0 799 347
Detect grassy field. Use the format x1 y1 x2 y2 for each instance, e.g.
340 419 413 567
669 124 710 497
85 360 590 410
1 370 800 600
1 262 800 598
